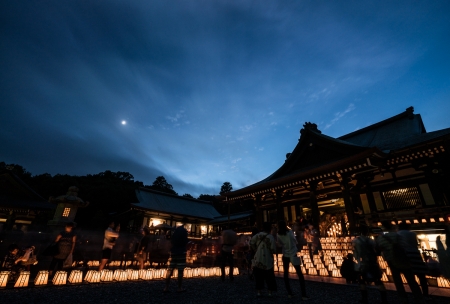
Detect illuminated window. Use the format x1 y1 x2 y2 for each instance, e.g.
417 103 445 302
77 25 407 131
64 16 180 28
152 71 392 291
62 208 71 217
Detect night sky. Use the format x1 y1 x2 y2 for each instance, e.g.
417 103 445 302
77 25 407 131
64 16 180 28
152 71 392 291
1 1 450 197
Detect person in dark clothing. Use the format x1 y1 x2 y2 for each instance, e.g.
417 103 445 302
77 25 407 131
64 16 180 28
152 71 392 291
136 228 152 270
220 228 238 281
340 253 358 284
49 222 76 276
353 225 387 304
164 218 189 293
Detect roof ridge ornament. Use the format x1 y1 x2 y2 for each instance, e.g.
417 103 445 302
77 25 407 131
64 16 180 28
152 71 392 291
301 122 321 135
406 106 414 119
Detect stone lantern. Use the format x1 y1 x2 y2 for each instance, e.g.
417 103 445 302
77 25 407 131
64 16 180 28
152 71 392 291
48 186 89 227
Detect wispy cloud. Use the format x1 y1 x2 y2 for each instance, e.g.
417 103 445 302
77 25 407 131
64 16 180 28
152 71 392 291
324 103 356 130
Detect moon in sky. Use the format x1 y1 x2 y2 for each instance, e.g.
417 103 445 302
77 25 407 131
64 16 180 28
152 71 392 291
121 120 127 125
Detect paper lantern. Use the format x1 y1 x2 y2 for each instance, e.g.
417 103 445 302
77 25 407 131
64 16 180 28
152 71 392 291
319 269 329 276
113 269 128 281
301 266 306 274
308 268 317 275
85 270 101 283
14 271 30 287
34 270 49 286
438 277 450 288
381 272 389 282
0 271 10 288
0 271 11 288
328 264 336 271
52 271 67 285
160 268 167 279
233 267 239 276
100 270 113 282
331 269 341 277
139 269 152 280
68 270 83 284
213 267 221 276
171 268 179 278
386 267 392 275
400 274 407 284
127 269 139 281
184 268 193 278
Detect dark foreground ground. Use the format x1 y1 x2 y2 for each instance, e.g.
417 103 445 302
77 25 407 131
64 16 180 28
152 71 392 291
1 276 449 304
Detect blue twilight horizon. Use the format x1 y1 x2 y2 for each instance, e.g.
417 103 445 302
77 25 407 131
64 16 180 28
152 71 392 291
1 1 449 197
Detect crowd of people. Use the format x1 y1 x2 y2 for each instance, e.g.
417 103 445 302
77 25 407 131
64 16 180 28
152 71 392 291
1 216 449 303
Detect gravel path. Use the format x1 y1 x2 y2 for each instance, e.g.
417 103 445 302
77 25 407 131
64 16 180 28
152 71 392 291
1 276 449 304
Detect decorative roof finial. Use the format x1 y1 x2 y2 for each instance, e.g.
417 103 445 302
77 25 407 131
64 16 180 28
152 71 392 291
300 122 321 135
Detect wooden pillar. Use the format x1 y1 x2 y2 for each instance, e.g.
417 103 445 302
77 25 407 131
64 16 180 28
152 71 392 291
254 196 263 229
342 182 356 235
308 182 320 226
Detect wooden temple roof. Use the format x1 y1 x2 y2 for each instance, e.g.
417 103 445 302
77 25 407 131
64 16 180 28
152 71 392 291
225 107 450 200
133 188 222 220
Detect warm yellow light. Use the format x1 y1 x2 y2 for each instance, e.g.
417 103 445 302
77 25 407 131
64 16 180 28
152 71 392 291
113 270 128 281
14 271 30 287
413 219 419 224
68 270 83 284
85 270 101 283
430 218 435 223
52 271 67 285
439 218 445 222
0 271 10 288
62 207 71 217
100 270 113 282
34 270 49 286
405 220 411 224
421 219 427 223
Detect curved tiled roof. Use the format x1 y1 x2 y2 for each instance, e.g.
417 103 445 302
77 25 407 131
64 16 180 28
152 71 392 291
134 188 221 220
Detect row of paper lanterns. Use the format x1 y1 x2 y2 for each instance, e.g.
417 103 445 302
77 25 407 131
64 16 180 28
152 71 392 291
0 266 239 288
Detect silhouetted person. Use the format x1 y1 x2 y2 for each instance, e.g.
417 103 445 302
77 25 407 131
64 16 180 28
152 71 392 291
277 220 310 300
377 221 423 304
49 222 76 276
99 222 120 272
164 218 189 293
220 228 237 281
340 253 358 284
353 225 387 304
250 222 277 297
398 222 428 297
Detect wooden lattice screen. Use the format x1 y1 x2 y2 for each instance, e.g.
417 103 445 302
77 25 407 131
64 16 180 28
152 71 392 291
382 187 422 209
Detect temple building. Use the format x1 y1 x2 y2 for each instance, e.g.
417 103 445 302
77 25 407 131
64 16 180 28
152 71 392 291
222 107 450 245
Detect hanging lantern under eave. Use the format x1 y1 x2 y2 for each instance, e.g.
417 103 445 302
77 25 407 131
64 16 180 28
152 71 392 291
34 270 49 286
113 269 128 282
14 271 30 288
100 270 113 282
52 271 67 285
68 270 83 284
85 270 101 283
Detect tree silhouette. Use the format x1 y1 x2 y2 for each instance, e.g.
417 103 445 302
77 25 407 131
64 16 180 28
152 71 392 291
151 176 177 195
220 181 233 195
182 193 193 198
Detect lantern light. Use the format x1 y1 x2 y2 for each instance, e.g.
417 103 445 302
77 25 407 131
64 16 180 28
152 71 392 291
0 271 10 288
85 270 101 283
100 270 113 282
52 271 67 285
68 270 83 284
14 271 30 288
34 270 49 286
113 269 128 282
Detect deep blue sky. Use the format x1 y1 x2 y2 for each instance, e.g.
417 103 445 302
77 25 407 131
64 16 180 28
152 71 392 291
1 1 449 197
